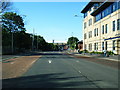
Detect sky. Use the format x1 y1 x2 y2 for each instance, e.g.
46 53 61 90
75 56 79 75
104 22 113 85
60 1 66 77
12 2 89 43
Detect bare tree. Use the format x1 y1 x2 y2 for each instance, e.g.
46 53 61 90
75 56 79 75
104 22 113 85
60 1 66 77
0 0 12 14
0 0 12 25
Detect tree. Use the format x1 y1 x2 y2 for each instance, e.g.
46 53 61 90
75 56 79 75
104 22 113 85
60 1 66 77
2 12 26 54
0 0 12 14
14 31 32 52
67 37 79 50
2 12 25 32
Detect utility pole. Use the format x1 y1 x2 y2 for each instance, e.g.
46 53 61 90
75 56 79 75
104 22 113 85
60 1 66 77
32 28 35 51
72 32 74 50
37 33 38 51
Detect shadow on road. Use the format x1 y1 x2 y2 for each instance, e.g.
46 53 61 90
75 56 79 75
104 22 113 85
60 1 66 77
2 73 101 88
31 52 65 56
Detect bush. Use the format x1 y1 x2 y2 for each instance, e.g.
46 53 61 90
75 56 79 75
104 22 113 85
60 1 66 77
83 50 89 53
107 51 114 55
89 51 103 54
78 50 83 54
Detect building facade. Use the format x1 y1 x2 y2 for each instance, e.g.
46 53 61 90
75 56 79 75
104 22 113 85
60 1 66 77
81 0 120 54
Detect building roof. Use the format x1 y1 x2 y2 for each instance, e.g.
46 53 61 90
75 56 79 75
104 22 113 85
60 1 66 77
91 1 113 16
81 0 105 13
81 1 95 13
81 0 116 14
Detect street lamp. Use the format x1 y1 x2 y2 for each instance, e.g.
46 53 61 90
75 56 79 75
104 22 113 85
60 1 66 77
74 15 83 18
74 14 84 51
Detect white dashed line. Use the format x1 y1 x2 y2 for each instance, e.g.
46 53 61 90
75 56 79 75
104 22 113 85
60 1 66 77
48 60 52 64
76 61 79 62
78 71 82 73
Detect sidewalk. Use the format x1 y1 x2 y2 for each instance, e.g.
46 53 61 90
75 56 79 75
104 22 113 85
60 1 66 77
67 52 120 62
2 55 41 79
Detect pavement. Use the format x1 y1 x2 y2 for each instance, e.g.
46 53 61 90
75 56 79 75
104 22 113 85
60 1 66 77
2 53 41 79
67 52 120 62
2 52 119 88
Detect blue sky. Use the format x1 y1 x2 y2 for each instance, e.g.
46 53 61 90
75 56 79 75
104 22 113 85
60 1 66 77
13 2 88 43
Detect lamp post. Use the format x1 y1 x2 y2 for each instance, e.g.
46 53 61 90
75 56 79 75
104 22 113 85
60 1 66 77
74 14 83 52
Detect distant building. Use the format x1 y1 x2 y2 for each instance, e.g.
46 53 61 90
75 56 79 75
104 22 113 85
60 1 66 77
52 40 54 44
53 43 68 50
81 0 120 54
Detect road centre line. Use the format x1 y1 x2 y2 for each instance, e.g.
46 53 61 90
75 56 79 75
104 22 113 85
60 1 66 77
78 71 81 73
48 60 52 64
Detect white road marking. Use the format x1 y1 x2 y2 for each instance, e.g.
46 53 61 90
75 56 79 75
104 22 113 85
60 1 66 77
76 60 79 62
78 71 81 73
48 60 52 63
30 60 36 66
11 62 14 64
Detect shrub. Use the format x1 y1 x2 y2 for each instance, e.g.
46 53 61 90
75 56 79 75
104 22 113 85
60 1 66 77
83 50 89 53
78 50 83 54
107 51 114 55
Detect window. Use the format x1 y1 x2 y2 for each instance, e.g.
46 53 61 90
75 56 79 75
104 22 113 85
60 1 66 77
105 41 107 50
94 28 98 36
117 19 120 30
105 24 108 33
89 43 92 51
113 21 115 31
94 43 96 50
85 44 87 50
89 31 92 38
96 43 98 50
95 13 101 22
94 29 96 36
96 28 98 36
112 2 117 12
84 22 87 29
102 42 104 50
102 25 104 34
102 10 105 17
113 40 115 50
89 19 92 26
94 2 119 22
118 1 120 9
84 33 87 39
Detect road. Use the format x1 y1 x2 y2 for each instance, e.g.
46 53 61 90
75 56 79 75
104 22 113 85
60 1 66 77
3 52 119 89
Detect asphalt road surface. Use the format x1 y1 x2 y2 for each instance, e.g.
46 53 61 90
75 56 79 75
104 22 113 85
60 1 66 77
3 52 119 89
